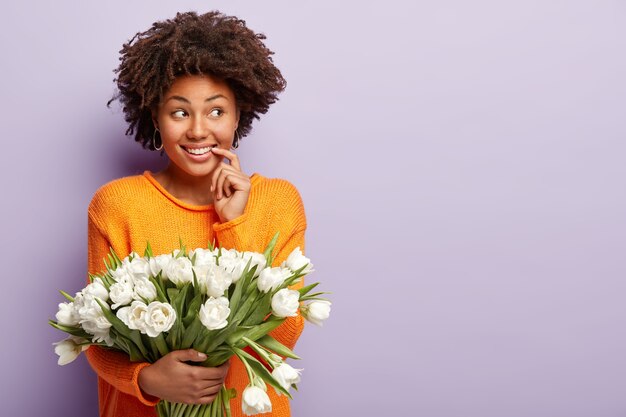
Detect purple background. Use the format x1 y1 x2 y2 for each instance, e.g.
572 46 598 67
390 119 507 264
1 1 625 416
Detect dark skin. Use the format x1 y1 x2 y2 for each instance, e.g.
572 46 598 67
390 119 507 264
138 349 229 404
139 75 252 404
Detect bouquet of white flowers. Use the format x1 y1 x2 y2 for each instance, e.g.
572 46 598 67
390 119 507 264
50 233 331 417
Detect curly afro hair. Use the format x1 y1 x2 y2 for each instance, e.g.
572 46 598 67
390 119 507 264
108 11 286 150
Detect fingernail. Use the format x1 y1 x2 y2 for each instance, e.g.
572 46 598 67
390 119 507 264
198 352 207 359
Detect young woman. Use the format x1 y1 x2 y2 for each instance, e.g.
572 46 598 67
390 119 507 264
86 11 307 417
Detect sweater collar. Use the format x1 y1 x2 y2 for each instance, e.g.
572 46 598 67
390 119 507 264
142 170 261 212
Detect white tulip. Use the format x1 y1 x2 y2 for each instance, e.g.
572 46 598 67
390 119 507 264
75 288 112 342
271 289 300 318
78 298 113 346
282 247 313 274
123 254 151 281
189 247 217 266
199 296 230 330
257 267 291 293
82 278 109 302
219 248 240 260
204 266 233 298
271 363 302 394
109 281 134 309
53 336 89 365
55 302 79 326
149 254 173 277
126 300 149 332
164 256 194 285
111 267 133 285
143 302 177 337
218 257 247 283
301 300 332 326
241 251 267 277
241 386 272 415
116 306 131 327
133 277 157 301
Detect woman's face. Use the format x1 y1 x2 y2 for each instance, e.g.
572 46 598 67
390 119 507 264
153 74 239 179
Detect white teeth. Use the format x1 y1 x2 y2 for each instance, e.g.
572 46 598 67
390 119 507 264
184 146 215 155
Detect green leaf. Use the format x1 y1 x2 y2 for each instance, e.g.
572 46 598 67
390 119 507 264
228 257 253 313
117 335 144 362
144 241 153 258
48 320 92 339
222 386 233 416
167 287 180 302
94 299 132 339
300 292 331 302
59 290 75 302
142 333 160 359
210 391 219 417
154 333 170 356
182 292 203 328
255 334 300 360
263 231 280 265
178 237 186 257
201 347 233 367
98 273 114 289
180 315 204 349
198 319 239 354
231 291 258 324
231 317 284 348
297 282 320 297
126 329 151 361
110 247 123 268
149 275 168 303
233 347 291 398
241 292 271 326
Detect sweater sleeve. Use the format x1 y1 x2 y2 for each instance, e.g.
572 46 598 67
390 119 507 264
83 207 160 407
213 179 307 350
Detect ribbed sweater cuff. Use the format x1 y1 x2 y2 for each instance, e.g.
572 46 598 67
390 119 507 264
85 346 160 407
133 363 161 406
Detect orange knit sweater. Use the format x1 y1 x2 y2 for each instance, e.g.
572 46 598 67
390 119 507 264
85 170 307 417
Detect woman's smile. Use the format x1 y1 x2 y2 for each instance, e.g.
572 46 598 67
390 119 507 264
182 145 217 155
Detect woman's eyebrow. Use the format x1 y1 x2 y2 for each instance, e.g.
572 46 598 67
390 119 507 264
165 94 227 104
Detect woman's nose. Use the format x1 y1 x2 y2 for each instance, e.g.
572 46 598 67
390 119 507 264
188 117 209 139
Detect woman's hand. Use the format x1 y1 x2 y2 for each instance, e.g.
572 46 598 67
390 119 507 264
138 349 230 405
210 147 251 222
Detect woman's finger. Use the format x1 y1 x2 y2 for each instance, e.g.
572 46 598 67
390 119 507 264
210 147 242 171
215 167 228 200
213 164 246 199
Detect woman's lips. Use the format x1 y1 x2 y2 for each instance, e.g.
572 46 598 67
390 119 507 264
181 145 217 161
181 145 217 155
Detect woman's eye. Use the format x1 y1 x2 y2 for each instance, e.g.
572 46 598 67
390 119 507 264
209 108 223 117
172 110 187 118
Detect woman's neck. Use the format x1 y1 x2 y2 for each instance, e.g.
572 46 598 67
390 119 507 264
152 164 214 206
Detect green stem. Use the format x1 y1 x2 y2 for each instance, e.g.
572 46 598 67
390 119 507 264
234 349 256 385
154 333 170 356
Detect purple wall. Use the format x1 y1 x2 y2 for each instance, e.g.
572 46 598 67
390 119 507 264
2 1 625 416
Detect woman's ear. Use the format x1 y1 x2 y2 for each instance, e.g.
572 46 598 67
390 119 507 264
235 108 240 131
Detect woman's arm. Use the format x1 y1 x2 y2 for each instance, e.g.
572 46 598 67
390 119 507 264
84 212 160 406
86 204 231 405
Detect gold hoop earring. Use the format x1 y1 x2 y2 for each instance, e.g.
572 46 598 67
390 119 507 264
231 130 240 150
152 128 163 151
